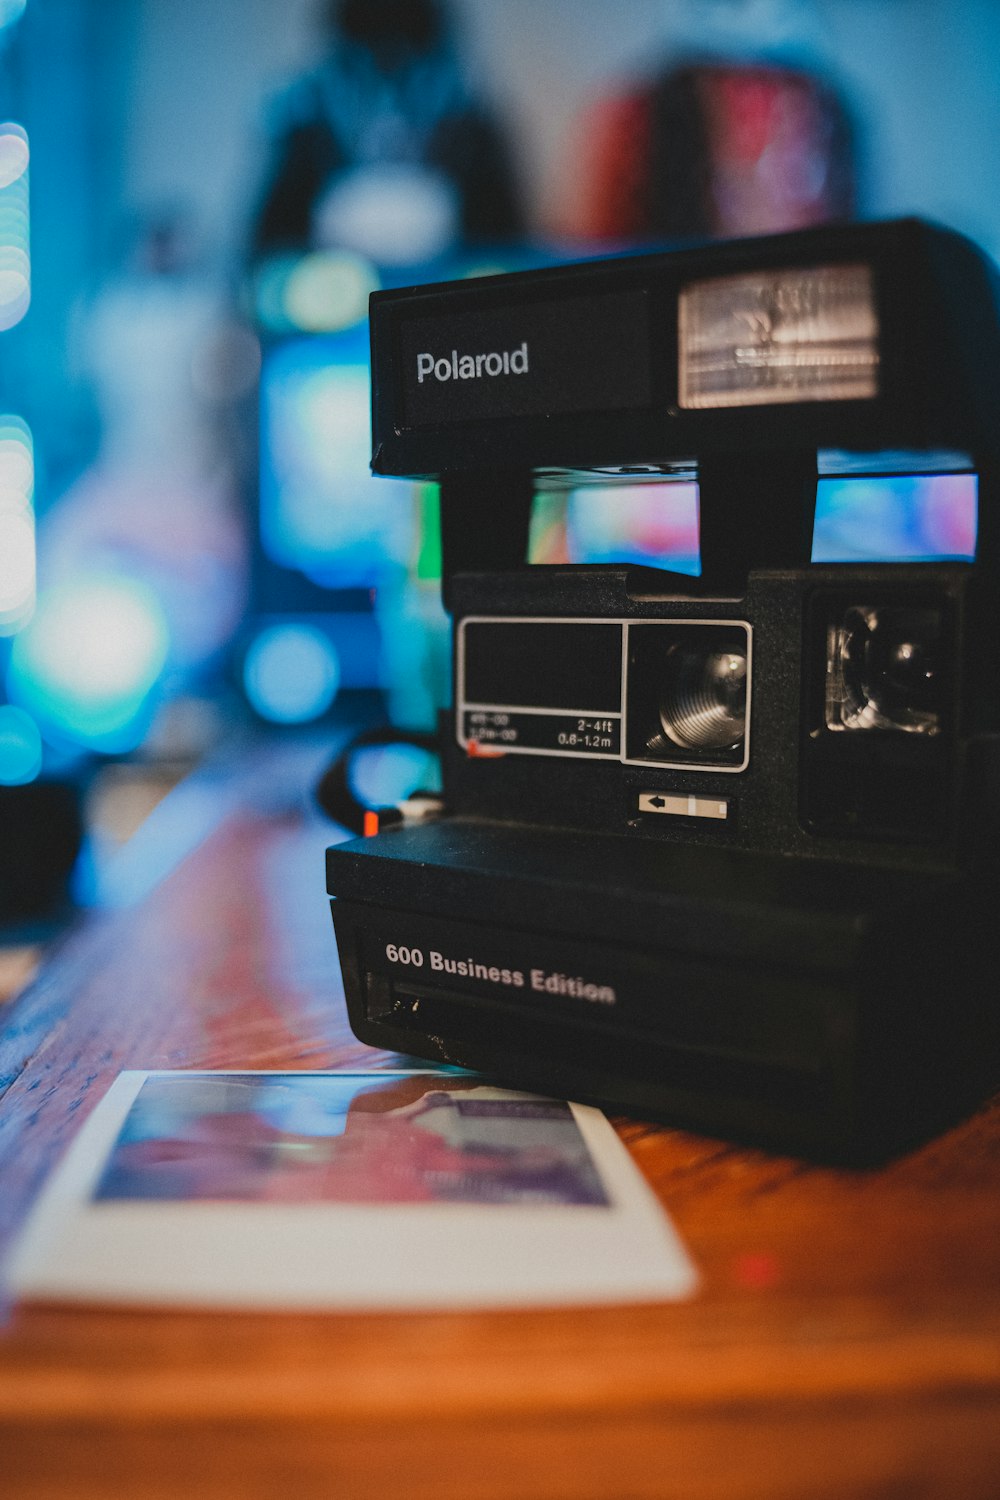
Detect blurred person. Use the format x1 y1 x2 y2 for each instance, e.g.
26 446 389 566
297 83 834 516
42 210 250 684
247 1 525 734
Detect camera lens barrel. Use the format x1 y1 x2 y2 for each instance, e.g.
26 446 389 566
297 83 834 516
827 605 942 734
656 646 748 752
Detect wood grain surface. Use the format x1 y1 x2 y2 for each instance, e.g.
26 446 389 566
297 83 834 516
0 740 997 1500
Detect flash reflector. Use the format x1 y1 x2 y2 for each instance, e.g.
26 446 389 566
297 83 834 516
678 263 879 410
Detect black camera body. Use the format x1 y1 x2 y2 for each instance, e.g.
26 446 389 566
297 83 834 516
327 219 1000 1160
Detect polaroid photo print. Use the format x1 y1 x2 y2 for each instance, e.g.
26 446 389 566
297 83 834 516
5 1070 697 1311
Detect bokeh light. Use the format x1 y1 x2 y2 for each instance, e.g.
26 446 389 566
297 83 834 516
313 162 459 267
242 622 341 723
282 250 378 333
259 340 413 588
0 415 35 634
7 575 170 753
253 254 301 335
0 704 42 785
0 1 27 32
0 126 28 189
348 742 440 810
0 123 29 331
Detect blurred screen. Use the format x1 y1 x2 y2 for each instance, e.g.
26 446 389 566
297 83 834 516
259 331 414 591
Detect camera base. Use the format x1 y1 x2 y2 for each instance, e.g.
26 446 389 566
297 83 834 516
327 820 997 1163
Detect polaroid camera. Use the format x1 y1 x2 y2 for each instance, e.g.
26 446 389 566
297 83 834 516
326 219 1000 1161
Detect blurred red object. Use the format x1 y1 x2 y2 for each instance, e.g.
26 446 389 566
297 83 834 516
573 63 855 242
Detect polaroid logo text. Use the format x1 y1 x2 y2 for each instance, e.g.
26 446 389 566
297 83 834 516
416 342 529 384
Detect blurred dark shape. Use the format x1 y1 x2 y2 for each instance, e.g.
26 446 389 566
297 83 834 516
135 211 198 277
251 0 523 258
333 0 442 56
574 63 856 241
0 783 82 922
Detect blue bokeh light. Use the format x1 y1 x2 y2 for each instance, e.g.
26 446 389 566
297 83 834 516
243 622 341 724
259 330 414 590
0 703 42 784
0 123 30 332
348 742 441 810
0 1 27 33
282 249 378 333
0 414 35 634
7 575 171 753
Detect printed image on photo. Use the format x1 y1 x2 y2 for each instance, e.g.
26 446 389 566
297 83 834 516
93 1074 611 1207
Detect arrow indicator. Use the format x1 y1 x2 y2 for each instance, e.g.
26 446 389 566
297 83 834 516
638 793 729 820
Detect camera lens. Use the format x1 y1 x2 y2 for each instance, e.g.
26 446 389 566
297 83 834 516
652 644 748 753
627 622 750 767
827 606 941 733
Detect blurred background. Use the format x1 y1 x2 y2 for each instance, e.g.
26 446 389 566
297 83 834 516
0 0 996 928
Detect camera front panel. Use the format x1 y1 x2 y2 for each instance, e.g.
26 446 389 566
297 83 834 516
457 615 752 774
446 565 979 872
447 571 773 851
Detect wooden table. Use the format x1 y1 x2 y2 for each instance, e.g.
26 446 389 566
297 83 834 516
0 739 998 1500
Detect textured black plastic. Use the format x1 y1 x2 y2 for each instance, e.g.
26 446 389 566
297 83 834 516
327 824 996 1161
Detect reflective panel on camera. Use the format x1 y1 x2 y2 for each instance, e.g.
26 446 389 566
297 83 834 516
825 605 942 734
679 263 878 409
813 473 977 562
